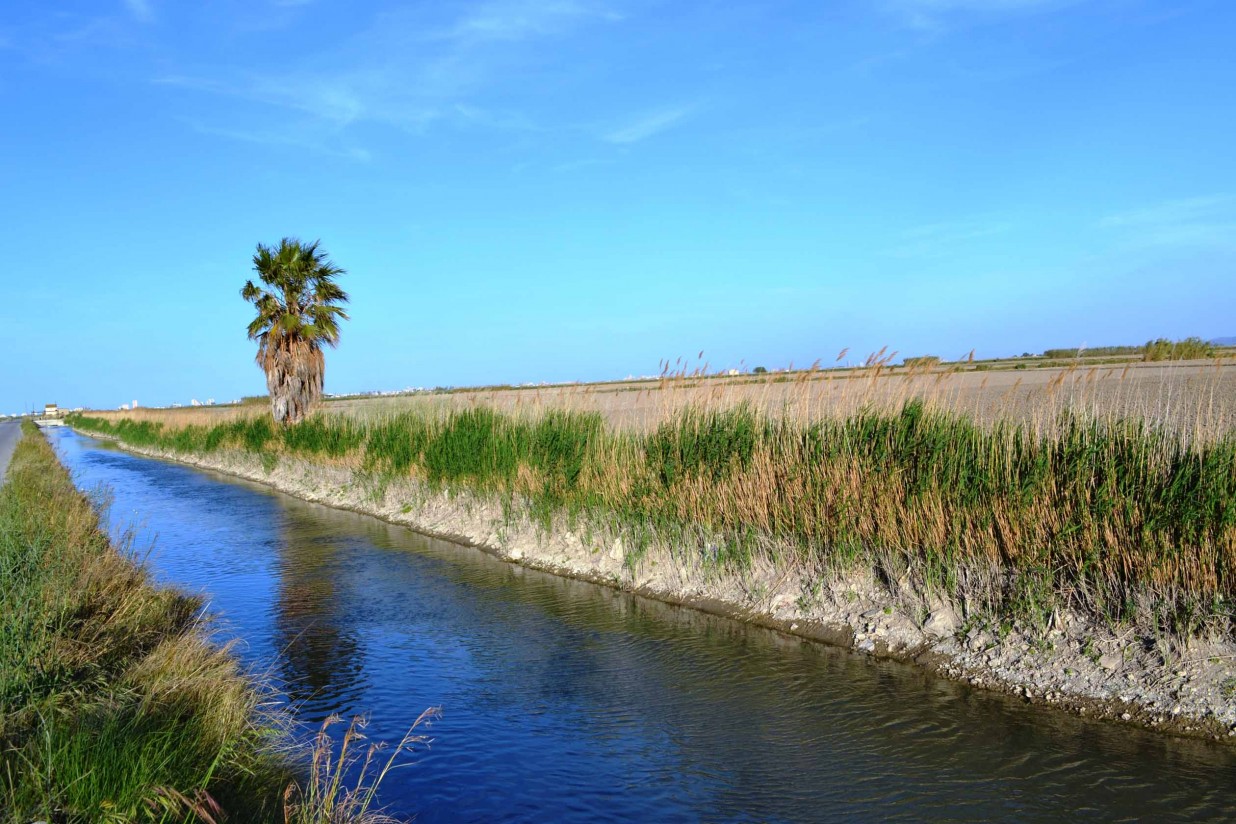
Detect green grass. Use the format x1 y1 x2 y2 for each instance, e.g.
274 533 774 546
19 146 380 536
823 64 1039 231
0 423 295 822
70 400 1236 638
1044 337 1216 362
1 424 439 822
1043 345 1146 359
1142 336 1216 361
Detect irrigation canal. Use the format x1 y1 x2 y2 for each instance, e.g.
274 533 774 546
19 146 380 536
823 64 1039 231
51 428 1236 822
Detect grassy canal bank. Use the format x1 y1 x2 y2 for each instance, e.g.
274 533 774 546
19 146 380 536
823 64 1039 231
68 395 1236 739
0 424 424 822
71 400 1236 636
0 422 287 820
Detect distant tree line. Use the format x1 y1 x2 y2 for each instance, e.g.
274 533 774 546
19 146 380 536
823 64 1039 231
1042 338 1215 362
1141 337 1215 361
1041 345 1143 359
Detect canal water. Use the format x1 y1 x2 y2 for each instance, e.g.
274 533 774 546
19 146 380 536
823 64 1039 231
50 429 1236 822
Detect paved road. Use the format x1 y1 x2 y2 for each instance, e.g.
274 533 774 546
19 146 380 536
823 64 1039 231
0 419 23 482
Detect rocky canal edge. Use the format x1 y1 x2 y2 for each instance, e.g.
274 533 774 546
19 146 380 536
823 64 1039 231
66 428 1236 745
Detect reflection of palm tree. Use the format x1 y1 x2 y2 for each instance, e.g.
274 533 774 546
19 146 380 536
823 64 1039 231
273 509 364 720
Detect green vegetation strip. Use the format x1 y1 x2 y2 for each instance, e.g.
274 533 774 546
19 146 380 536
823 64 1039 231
1043 336 1217 361
0 422 289 822
71 402 1236 638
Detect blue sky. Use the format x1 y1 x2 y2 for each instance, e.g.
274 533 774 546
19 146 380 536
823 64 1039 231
2 0 1234 411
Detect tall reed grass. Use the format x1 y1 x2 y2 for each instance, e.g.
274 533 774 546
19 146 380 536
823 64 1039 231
71 376 1236 638
284 710 440 824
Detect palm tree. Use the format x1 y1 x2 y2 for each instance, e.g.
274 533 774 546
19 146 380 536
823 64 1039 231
241 238 349 425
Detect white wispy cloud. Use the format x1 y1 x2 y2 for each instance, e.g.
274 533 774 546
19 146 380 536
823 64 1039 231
122 0 153 22
46 16 133 50
157 67 438 132
1099 195 1236 248
895 0 1074 9
882 0 1085 29
1100 195 1233 228
181 118 372 161
452 103 539 132
550 157 613 173
885 218 1012 258
604 106 692 144
158 0 622 145
436 0 620 44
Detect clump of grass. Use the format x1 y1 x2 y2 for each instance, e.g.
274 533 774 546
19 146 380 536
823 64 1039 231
1142 336 1215 362
284 709 440 824
645 405 760 485
282 414 366 457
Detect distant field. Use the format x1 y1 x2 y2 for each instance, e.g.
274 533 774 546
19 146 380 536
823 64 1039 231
329 358 1235 436
93 357 1236 442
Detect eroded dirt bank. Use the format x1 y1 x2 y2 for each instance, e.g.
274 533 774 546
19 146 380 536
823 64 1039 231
73 431 1236 744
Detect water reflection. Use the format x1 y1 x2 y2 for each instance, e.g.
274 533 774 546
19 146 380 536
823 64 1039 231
270 506 366 719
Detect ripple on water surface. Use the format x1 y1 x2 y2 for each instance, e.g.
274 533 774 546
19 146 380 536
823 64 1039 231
51 429 1236 823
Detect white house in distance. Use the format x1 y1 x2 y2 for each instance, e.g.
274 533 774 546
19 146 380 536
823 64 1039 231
35 404 66 428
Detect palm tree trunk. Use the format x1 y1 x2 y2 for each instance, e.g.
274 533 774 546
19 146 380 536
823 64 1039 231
266 343 324 425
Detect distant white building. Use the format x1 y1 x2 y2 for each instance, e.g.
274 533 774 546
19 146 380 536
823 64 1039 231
132 399 139 409
190 399 202 407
